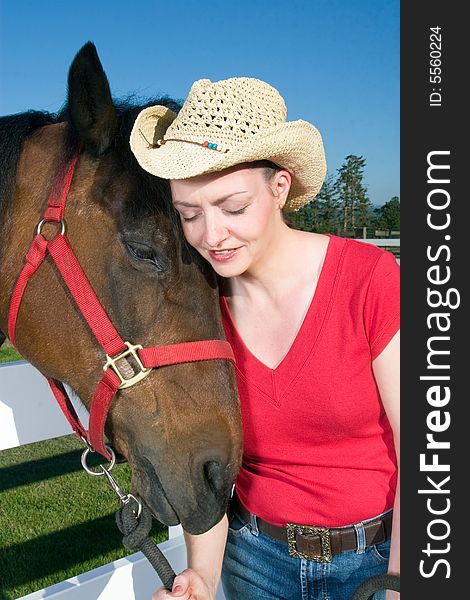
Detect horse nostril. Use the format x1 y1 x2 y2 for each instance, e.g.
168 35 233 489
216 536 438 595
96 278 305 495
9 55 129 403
203 460 226 496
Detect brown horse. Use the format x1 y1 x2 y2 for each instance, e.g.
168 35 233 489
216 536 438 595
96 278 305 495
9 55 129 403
0 42 242 535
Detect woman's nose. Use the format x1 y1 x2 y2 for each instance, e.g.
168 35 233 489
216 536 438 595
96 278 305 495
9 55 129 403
203 214 229 248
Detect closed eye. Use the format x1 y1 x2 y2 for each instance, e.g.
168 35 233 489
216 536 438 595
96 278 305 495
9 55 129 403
182 206 248 222
124 241 167 272
224 206 248 215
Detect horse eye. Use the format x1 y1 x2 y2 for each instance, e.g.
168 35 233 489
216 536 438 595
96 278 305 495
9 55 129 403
125 241 167 272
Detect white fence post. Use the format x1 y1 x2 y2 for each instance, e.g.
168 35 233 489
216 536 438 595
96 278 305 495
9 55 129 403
0 361 73 450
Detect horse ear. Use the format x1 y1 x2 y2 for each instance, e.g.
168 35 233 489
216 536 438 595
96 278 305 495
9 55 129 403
67 42 118 156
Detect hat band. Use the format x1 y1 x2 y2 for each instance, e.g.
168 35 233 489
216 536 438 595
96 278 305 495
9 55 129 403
139 129 228 153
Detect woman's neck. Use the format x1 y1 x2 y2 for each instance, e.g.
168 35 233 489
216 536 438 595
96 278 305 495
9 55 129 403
225 226 324 304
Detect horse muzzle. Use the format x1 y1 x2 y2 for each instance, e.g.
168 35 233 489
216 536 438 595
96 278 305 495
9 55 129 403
132 449 236 534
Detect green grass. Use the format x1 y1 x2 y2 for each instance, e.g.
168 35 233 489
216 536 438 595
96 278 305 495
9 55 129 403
0 339 23 364
0 435 167 599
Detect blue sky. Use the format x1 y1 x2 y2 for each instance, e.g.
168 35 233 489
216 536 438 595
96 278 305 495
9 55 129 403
0 0 399 207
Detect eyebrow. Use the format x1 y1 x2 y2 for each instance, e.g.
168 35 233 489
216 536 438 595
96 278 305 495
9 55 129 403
173 191 249 208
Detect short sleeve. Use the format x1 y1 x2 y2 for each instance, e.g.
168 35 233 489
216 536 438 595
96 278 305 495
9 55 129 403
363 250 400 360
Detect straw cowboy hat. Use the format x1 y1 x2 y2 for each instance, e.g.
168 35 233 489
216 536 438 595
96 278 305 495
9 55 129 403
130 77 326 211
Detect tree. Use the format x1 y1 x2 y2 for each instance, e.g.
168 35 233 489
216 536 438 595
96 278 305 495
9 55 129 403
378 196 400 234
315 174 340 233
287 173 339 233
336 155 371 232
287 204 310 231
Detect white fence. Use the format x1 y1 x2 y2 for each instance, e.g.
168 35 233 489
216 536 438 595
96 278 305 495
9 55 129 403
0 361 226 599
361 238 400 246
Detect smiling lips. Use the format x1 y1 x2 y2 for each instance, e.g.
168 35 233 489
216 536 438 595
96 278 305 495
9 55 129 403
208 247 241 262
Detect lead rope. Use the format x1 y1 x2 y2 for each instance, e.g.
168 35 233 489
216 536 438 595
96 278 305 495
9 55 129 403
115 499 176 592
351 573 400 600
81 443 176 591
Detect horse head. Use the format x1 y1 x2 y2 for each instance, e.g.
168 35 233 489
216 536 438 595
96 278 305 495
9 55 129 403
0 42 242 534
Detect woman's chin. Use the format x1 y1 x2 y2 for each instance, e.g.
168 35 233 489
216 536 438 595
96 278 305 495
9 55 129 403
213 263 247 278
209 256 249 278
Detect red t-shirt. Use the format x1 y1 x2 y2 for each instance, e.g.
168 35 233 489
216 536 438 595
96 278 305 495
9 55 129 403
219 235 400 527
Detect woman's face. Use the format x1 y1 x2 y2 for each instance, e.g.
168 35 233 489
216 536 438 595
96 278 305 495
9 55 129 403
170 165 290 277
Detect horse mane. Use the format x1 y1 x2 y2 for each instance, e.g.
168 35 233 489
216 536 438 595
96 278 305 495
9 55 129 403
0 96 181 228
0 110 57 221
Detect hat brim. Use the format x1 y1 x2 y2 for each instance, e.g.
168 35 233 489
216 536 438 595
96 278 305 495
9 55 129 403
130 104 178 150
130 107 326 211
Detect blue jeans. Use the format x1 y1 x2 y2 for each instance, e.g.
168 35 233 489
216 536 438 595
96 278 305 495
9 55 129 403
222 509 391 600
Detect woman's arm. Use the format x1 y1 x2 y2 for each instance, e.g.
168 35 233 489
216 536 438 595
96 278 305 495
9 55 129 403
372 329 400 600
184 514 229 595
152 514 228 599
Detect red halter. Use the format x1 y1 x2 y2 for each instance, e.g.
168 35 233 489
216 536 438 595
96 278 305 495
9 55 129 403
8 153 235 459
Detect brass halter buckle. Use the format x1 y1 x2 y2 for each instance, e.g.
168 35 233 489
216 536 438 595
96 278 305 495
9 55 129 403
286 524 332 563
104 341 152 389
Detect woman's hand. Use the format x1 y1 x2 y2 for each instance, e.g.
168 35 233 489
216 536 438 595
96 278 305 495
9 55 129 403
152 569 215 600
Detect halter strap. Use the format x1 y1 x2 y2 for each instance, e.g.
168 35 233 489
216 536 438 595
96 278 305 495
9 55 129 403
8 152 235 459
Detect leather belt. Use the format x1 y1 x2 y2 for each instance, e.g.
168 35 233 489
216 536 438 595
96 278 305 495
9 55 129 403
230 493 392 564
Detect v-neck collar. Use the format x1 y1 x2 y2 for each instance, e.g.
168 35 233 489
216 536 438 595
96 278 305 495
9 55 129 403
220 234 346 405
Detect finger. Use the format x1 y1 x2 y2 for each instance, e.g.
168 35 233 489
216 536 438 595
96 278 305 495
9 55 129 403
172 574 190 596
152 586 168 599
151 585 191 600
178 570 210 596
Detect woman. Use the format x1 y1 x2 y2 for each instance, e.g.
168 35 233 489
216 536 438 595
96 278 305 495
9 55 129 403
130 77 400 600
